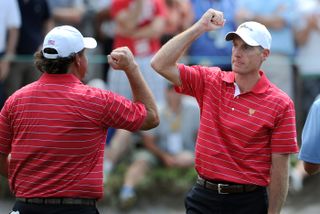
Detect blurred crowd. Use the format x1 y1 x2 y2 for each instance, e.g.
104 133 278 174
1 0 320 210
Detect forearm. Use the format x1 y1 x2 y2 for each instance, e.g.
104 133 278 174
44 19 55 35
116 0 143 31
294 17 317 46
253 15 286 29
268 154 290 214
0 153 8 178
96 7 112 21
52 8 85 25
235 10 285 29
125 63 159 130
5 28 19 58
151 22 204 84
151 8 224 85
131 17 165 39
295 28 310 46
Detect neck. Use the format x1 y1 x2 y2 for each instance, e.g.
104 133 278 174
235 72 260 93
69 66 83 80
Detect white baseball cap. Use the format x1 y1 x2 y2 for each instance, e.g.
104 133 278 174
42 25 97 59
225 21 272 49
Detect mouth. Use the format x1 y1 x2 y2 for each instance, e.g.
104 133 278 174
232 60 243 67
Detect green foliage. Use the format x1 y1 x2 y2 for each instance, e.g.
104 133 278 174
140 167 197 195
103 163 197 205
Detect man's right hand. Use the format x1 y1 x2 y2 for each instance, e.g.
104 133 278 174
107 46 138 72
197 8 225 33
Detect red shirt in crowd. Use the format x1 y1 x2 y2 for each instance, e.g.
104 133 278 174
111 0 167 56
0 73 147 199
176 64 299 186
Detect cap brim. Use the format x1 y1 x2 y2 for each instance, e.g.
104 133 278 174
84 37 97 49
225 32 259 47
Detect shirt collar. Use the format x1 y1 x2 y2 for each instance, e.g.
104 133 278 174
38 73 83 84
222 70 270 94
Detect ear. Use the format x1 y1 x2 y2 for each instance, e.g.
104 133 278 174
74 54 81 67
70 54 83 79
261 49 270 61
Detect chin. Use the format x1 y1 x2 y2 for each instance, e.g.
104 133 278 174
232 66 239 73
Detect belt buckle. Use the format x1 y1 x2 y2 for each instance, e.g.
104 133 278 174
218 183 229 194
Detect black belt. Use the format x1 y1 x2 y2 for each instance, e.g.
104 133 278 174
196 176 259 194
16 197 96 206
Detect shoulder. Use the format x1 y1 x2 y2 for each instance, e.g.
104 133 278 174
307 97 320 115
269 83 293 104
264 84 295 115
10 81 38 97
82 84 111 100
178 64 222 76
312 96 320 107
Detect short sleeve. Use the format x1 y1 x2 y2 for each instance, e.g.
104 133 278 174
100 90 147 132
299 99 320 163
0 99 13 155
271 99 299 154
175 64 206 98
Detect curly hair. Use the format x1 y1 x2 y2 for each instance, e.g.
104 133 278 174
34 48 84 74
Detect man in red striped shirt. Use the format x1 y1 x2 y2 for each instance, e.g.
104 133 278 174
151 8 298 214
0 25 159 214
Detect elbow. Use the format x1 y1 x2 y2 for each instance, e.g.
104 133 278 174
148 110 160 129
150 56 161 73
153 113 160 127
141 110 160 130
151 55 167 76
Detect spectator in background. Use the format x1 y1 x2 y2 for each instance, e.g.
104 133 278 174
288 0 320 193
4 0 54 97
0 0 21 107
161 0 194 45
93 0 115 82
294 0 320 120
118 84 199 209
187 0 236 70
107 0 167 103
235 0 297 100
103 0 168 182
48 0 85 28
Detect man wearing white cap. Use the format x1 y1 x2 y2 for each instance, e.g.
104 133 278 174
151 9 298 214
0 25 159 214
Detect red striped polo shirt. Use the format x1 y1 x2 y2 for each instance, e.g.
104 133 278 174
176 64 298 186
0 73 147 199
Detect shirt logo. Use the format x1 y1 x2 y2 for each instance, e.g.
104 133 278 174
248 108 256 116
240 24 253 31
48 40 55 45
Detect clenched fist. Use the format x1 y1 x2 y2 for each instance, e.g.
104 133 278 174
197 8 225 32
107 46 138 72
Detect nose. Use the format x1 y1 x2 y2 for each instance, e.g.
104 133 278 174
232 46 241 58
